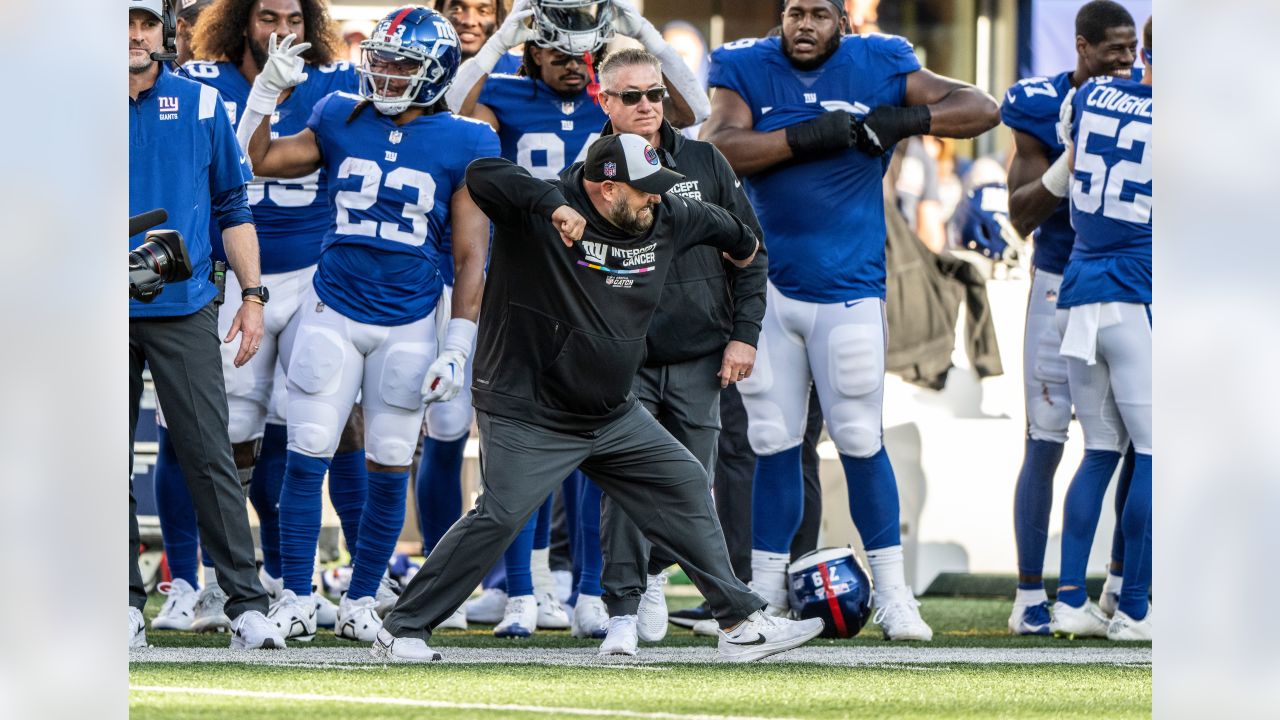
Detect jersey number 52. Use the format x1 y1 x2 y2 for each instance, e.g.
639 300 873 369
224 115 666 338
1072 112 1152 224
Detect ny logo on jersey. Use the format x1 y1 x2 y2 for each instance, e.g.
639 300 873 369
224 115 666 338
385 150 398 162
158 96 179 120
389 130 403 144
561 120 574 131
804 92 817 103
581 241 611 265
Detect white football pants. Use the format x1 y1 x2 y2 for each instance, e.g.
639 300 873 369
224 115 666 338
1056 302 1152 454
424 283 473 442
1023 268 1073 444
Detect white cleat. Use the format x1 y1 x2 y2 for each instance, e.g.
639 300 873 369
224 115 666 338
718 611 824 663
571 595 610 639
1050 600 1110 639
873 587 934 641
337 595 384 642
267 589 317 642
129 607 147 649
1008 601 1053 636
258 569 284 602
494 594 538 638
1106 608 1152 641
371 628 442 662
314 593 339 629
464 587 508 625
152 578 199 631
229 610 286 649
691 618 720 637
190 584 232 633
437 606 468 631
599 615 639 656
636 572 669 642
375 573 401 617
536 591 571 630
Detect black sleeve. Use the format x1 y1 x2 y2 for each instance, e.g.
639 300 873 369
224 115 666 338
709 145 768 348
669 192 758 263
465 157 569 228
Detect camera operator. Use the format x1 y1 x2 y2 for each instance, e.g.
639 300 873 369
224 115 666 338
128 0 281 649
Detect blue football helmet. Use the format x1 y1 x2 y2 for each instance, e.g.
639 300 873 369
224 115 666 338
955 182 1024 263
359 6 462 115
788 548 873 639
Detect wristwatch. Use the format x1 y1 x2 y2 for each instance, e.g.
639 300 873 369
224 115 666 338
241 285 270 304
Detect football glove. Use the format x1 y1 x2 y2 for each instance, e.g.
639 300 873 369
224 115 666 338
246 33 311 115
612 0 666 51
854 104 931 157
785 110 859 161
1041 87 1078 198
492 0 534 51
422 319 477 404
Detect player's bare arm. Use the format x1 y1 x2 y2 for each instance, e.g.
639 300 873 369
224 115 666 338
220 222 265 368
903 68 1000 139
700 87 793 176
1006 128 1061 237
448 185 490 323
245 124 323 179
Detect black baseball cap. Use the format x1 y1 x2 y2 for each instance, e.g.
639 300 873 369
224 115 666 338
178 0 214 19
583 133 685 195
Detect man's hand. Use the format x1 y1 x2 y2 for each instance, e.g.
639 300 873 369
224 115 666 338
611 0 666 49
854 104 932 156
493 0 534 50
722 239 758 268
551 205 586 246
247 33 311 114
422 349 467 403
717 340 757 388
225 301 265 368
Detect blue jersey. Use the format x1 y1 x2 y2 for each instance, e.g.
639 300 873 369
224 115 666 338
493 51 523 75
130 64 251 318
1000 71 1075 275
708 34 920 303
183 59 360 274
1058 77 1152 308
478 74 606 179
307 92 500 325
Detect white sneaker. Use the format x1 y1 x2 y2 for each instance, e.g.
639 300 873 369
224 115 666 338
230 610 286 649
152 579 199 631
337 595 384 642
599 615 639 656
536 591 571 629
465 587 508 625
1050 600 1110 639
190 584 232 633
1106 608 1152 641
691 618 720 637
258 569 284 602
553 570 574 604
1008 601 1053 636
370 628 442 662
494 594 538 638
872 587 933 641
267 589 317 642
636 572 669 642
437 606 468 630
718 611 824 662
375 573 400 617
314 593 339 629
129 607 147 649
571 595 609 639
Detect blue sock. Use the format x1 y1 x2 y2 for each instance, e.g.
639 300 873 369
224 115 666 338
278 451 331 596
503 512 538 597
1013 438 1065 588
1058 449 1122 607
153 426 201 588
752 446 804 553
347 470 408 600
415 433 467 554
576 474 603 597
534 492 554 550
482 562 508 592
248 423 287 579
1118 453 1151 620
1110 446 1136 572
840 448 902 550
328 449 368 553
561 473 581 594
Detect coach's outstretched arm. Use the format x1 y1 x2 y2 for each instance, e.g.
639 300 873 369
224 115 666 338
465 156 571 228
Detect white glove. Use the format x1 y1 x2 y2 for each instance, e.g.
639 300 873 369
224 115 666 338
1056 86 1077 150
612 0 667 51
492 0 534 53
1041 86 1078 198
422 319 478 404
246 32 311 115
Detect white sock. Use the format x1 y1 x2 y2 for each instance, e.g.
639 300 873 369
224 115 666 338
1015 587 1049 606
866 545 908 594
531 548 555 596
1102 571 1124 595
749 550 790 607
203 565 218 590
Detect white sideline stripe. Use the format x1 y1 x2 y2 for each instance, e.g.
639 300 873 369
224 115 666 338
130 686 793 720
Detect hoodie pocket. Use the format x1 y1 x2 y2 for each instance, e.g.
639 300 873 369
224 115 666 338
536 330 645 417
474 302 570 400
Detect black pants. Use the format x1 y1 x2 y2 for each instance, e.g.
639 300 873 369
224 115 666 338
129 302 267 617
715 383 825 582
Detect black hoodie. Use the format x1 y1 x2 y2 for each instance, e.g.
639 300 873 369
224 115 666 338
465 156 759 433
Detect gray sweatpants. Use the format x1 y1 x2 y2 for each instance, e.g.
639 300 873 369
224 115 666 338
382 403 764 642
601 352 722 616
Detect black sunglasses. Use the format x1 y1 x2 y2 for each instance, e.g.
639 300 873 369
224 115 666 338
603 87 667 105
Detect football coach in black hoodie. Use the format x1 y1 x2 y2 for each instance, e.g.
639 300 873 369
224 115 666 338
374 133 824 663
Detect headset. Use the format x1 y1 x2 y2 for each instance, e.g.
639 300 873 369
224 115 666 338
150 0 179 62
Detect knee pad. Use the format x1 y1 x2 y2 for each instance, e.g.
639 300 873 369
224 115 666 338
745 401 800 456
426 398 473 441
827 324 883 398
365 411 421 467
827 401 882 458
289 326 346 396
287 400 343 457
1027 387 1071 443
378 342 432 411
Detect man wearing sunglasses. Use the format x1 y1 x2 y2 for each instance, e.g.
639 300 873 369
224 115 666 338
589 49 767 657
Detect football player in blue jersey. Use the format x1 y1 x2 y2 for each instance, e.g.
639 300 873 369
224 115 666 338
238 6 499 643
147 0 369 635
700 0 999 641
1050 16 1152 641
1001 0 1139 636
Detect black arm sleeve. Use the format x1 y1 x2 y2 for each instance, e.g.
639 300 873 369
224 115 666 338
710 146 768 348
465 157 570 227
